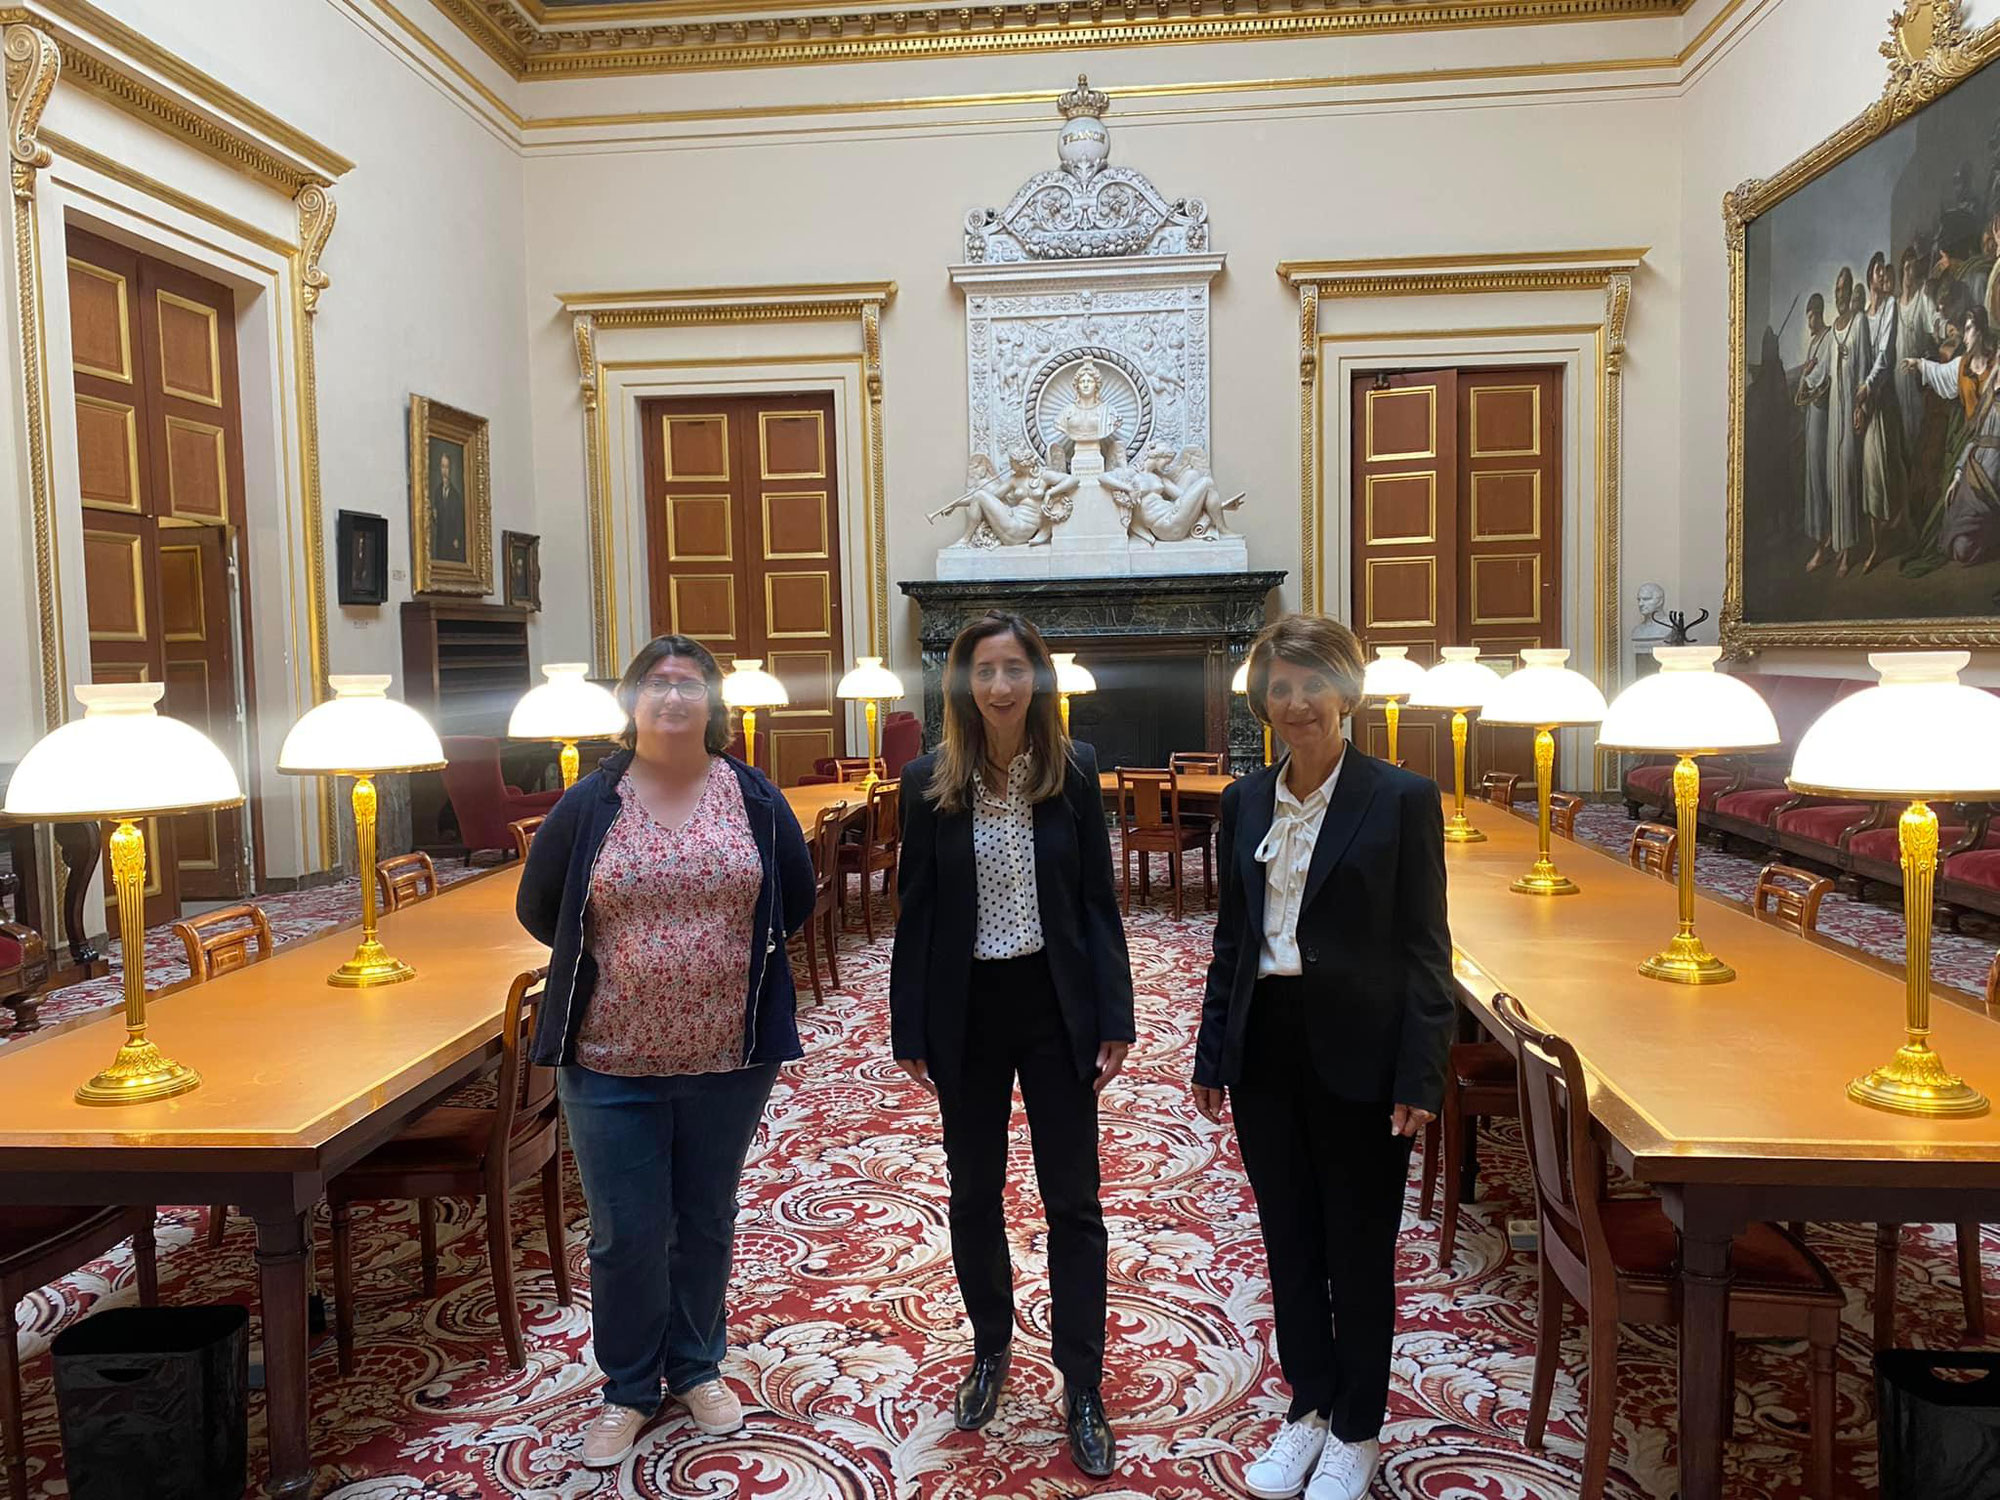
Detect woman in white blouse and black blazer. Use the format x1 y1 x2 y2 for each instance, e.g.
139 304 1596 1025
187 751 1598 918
890 610 1133 1479
1191 613 1455 1500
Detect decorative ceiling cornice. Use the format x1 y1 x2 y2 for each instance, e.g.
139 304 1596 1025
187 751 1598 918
432 0 1692 79
1279 246 1647 298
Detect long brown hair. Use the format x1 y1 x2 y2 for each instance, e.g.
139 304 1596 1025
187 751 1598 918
927 611 1071 814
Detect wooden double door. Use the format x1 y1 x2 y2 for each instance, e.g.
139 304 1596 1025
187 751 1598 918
1351 366 1563 786
68 229 253 923
641 393 847 787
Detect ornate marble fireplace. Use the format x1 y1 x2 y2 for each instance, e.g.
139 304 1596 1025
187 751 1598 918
899 572 1285 773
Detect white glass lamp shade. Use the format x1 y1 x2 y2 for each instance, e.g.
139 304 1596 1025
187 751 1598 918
721 658 789 710
1051 652 1097 695
5 682 242 819
1363 645 1428 703
836 657 903 701
278 675 446 775
1230 660 1250 694
1409 646 1502 711
1598 646 1778 753
1790 651 2000 799
1481 648 1609 728
508 663 627 742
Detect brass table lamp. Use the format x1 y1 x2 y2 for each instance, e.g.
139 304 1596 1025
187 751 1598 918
1598 646 1778 985
1051 652 1096 738
1790 651 2000 1118
279 675 447 988
4 683 243 1104
722 659 788 772
836 656 905 785
1362 645 1428 765
509 663 626 789
1409 647 1502 843
1231 660 1271 766
1480 648 1607 896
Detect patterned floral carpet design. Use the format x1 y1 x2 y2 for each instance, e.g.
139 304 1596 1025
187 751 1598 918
9 827 1997 1498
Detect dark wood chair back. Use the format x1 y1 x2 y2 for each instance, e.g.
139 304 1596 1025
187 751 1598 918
1117 768 1182 843
1753 862 1832 936
1628 821 1678 880
1547 792 1583 839
492 967 557 1181
172 903 273 982
864 779 901 860
508 816 544 862
832 758 876 783
1495 992 1607 1296
1481 771 1521 807
1986 949 1998 1014
377 851 439 912
813 801 850 909
1169 751 1226 775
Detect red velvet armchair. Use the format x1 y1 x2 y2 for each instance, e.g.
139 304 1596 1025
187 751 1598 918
439 737 562 865
799 711 921 786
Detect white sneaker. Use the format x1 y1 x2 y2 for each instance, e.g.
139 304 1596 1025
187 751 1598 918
675 1378 746 1435
1242 1413 1329 1499
580 1404 648 1468
1305 1435 1380 1500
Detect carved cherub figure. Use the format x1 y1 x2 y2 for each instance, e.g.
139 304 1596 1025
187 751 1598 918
1101 444 1244 543
930 449 1079 548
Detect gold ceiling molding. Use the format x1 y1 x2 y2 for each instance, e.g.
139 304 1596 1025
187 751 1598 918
561 282 896 670
433 0 1690 78
1280 247 1648 300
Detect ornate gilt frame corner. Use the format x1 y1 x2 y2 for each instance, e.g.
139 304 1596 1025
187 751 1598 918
1721 0 2000 656
408 394 494 597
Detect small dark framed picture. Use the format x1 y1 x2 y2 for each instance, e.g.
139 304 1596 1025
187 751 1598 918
336 510 389 607
503 530 541 612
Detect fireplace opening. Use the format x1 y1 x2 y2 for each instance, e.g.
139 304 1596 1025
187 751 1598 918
1062 646 1208 771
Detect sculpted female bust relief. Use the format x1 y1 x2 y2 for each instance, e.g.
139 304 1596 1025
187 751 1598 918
1055 360 1118 450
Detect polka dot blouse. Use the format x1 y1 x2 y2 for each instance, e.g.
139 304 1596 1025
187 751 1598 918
971 751 1045 960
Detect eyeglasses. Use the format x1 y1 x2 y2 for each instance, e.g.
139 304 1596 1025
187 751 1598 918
637 678 709 702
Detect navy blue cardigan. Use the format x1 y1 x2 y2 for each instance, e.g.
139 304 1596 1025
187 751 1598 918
517 749 815 1069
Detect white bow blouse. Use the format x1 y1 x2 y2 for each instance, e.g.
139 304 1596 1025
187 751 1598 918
1254 755 1344 977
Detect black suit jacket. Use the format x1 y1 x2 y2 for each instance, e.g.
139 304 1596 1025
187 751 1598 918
890 743 1135 1088
1192 749 1456 1115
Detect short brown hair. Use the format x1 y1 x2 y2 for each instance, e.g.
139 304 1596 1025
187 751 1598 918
1245 613 1366 724
614 635 731 755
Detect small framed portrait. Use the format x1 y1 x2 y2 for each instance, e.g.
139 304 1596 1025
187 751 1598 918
409 395 492 596
335 510 389 607
503 530 541 612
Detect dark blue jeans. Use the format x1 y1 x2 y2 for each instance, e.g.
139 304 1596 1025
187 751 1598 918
559 1061 779 1412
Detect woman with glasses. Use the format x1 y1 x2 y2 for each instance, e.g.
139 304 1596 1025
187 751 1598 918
891 611 1133 1478
518 635 814 1467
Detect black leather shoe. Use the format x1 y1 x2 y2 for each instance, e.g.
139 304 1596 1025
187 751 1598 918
1065 1386 1115 1477
953 1348 1009 1431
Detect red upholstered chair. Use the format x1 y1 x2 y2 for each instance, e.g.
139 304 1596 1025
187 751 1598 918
0 905 48 1034
881 711 921 778
439 737 561 865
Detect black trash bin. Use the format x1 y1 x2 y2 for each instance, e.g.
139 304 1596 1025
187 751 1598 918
51 1304 248 1500
1877 1349 2000 1500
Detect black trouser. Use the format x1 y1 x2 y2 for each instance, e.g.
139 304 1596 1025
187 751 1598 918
933 952 1107 1390
1231 975 1415 1440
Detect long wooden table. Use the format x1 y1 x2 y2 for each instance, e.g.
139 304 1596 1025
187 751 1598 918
1448 802 2000 1500
783 780 873 826
0 867 545 1498
1097 770 1235 804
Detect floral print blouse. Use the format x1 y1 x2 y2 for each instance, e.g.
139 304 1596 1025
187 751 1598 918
575 759 762 1076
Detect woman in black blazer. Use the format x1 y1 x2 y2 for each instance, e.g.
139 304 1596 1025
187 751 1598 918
1192 613 1455 1500
891 610 1133 1479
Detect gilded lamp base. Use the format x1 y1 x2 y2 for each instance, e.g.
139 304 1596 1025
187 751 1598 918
1849 1042 1991 1118
1443 816 1486 844
1511 862 1579 896
1638 933 1736 985
75 1037 201 1106
328 938 417 989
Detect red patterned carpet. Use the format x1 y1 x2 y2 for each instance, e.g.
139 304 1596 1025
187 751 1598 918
10 870 1996 1498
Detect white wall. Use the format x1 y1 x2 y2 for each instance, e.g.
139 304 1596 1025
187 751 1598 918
1680 0 2000 679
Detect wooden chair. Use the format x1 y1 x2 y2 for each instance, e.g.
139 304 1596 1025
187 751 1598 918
1751 863 1831 935
508 816 544 862
837 780 900 941
831 758 877 783
329 967 570 1374
3 1209 158 1500
1480 771 1521 807
376 851 439 912
1496 993 1839 1500
1418 1036 1517 1266
1168 750 1226 774
1628 821 1678 880
1989 948 1999 1012
1116 767 1211 919
800 800 849 1007
173 904 276 1250
1548 792 1584 839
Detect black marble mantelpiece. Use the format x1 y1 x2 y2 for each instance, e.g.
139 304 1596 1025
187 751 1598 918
899 571 1286 772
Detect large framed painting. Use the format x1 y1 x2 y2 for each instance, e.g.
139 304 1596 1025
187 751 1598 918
409 395 492 596
1725 0 2000 652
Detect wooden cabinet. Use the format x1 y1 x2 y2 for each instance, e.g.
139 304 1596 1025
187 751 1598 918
400 600 544 854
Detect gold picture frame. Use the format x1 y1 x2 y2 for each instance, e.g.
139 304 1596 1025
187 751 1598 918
1723 0 2000 654
409 395 493 596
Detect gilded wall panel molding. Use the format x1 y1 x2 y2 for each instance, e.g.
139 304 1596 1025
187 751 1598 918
572 312 616 674
862 298 887 656
1297 281 1318 612
294 184 338 849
